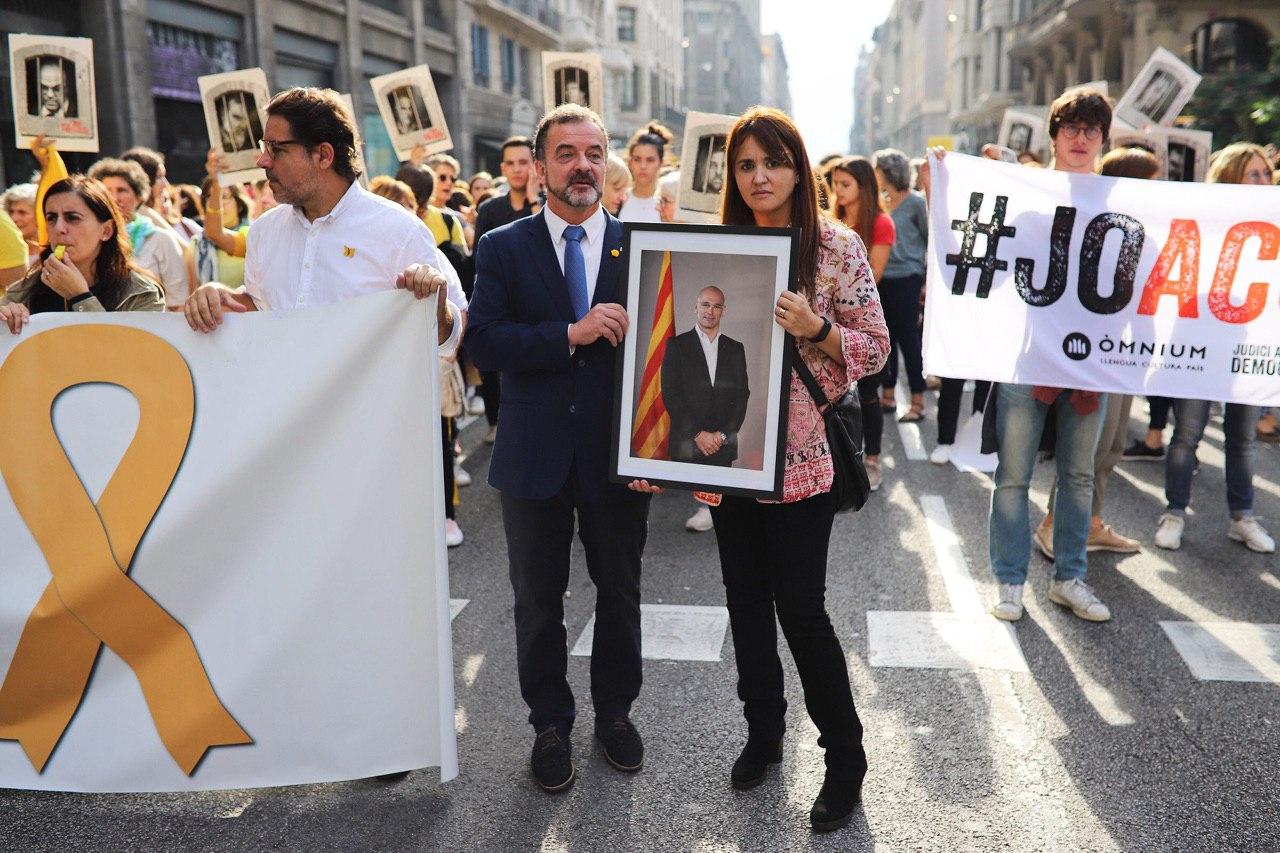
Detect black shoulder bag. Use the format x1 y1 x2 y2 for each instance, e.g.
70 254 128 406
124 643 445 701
790 342 871 512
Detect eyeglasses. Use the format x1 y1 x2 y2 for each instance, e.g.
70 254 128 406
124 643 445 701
258 138 300 159
1059 124 1103 141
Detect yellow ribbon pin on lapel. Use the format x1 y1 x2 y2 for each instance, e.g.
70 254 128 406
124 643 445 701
0 325 251 775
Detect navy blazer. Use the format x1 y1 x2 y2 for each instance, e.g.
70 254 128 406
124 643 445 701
464 210 636 503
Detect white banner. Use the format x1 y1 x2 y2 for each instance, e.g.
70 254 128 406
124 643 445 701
0 291 457 792
924 153 1280 407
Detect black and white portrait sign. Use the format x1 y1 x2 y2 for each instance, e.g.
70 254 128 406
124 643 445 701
198 68 269 187
1112 125 1212 182
369 65 452 162
8 34 99 152
1114 47 1202 130
541 52 604 115
677 111 735 225
997 108 1047 159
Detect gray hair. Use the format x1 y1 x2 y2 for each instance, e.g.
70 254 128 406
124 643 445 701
1 182 37 213
873 148 912 192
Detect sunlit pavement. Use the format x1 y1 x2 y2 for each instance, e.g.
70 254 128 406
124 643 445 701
3 391 1277 852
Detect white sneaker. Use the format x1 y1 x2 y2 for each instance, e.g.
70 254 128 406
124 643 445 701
685 505 713 532
992 583 1024 621
929 444 952 465
1048 578 1111 622
1229 517 1276 553
454 465 472 487
445 518 464 547
1154 513 1184 550
467 396 486 415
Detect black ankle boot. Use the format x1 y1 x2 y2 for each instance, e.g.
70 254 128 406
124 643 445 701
809 773 864 832
730 733 783 790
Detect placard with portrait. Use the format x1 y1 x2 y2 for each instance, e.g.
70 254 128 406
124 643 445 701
8 34 99 152
369 65 452 163
541 52 604 115
677 111 735 225
198 68 270 187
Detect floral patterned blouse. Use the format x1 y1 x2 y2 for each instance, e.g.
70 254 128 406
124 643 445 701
779 221 890 503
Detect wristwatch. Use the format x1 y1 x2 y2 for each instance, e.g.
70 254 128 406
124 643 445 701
809 318 832 343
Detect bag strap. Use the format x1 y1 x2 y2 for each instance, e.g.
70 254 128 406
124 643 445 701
789 339 833 409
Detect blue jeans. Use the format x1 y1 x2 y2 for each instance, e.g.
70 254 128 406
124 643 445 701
1165 400 1259 519
990 384 1105 585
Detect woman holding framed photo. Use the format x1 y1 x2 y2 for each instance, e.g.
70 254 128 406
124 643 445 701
713 107 889 831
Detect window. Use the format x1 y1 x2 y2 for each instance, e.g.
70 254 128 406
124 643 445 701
500 37 516 94
471 23 490 86
650 70 660 111
363 0 403 13
1190 19 1269 74
519 46 532 98
618 6 636 42
622 66 639 110
423 0 447 31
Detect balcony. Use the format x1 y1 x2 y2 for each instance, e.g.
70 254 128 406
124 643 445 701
483 0 561 38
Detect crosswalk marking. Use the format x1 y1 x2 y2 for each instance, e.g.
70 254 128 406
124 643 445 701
570 604 729 662
449 599 468 620
1160 621 1280 683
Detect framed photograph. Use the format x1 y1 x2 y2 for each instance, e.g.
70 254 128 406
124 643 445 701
8 34 99 152
198 68 269 187
677 111 735 224
1113 47 1202 130
1165 127 1211 183
611 223 797 500
541 52 604 115
369 64 452 162
997 108 1046 159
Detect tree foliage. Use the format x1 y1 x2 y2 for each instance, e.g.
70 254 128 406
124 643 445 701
1187 42 1280 148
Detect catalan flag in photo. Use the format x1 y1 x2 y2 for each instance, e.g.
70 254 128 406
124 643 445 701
630 251 676 459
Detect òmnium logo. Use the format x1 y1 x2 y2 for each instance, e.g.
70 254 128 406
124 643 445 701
1062 332 1091 361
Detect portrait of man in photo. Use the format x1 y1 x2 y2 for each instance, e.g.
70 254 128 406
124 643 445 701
693 135 728 194
216 91 262 153
388 85 431 135
1007 122 1032 153
26 56 77 119
556 68 589 107
1134 68 1180 122
660 285 750 467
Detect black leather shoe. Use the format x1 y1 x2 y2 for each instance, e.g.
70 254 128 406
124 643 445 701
531 726 575 793
594 717 643 771
730 734 783 790
809 774 863 832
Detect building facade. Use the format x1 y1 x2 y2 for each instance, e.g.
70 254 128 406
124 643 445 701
682 0 762 118
848 0 951 157
759 32 791 115
853 0 1280 158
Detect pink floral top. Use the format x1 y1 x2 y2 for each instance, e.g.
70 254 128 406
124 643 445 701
779 221 890 503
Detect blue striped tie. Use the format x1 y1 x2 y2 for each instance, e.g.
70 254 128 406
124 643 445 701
563 225 589 321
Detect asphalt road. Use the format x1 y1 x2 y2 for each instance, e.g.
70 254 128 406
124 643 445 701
2 390 1278 852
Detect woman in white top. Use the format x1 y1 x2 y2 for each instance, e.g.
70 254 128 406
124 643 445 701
617 122 672 223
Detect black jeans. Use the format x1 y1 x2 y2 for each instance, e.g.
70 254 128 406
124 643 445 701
441 417 455 520
877 273 926 395
856 375 884 456
937 378 991 445
479 370 501 427
710 489 867 780
501 483 649 734
1148 396 1172 432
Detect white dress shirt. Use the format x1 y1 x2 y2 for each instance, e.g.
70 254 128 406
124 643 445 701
542 203 607 303
243 180 466 352
696 327 720 384
136 226 190 309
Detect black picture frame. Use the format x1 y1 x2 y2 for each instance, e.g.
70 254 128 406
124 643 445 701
609 222 799 500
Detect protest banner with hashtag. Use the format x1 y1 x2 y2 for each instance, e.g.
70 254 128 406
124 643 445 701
0 291 457 792
924 153 1280 406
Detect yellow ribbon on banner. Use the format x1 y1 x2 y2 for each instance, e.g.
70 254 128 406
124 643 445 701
0 325 251 775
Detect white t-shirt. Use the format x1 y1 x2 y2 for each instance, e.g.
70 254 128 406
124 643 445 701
617 191 661 223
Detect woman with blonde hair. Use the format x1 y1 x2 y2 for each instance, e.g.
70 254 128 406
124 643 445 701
688 107 888 831
602 152 633 216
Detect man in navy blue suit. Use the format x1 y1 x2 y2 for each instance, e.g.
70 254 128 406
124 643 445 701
465 104 654 793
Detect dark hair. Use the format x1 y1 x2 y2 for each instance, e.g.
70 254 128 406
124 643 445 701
395 164 434 215
447 188 471 211
200 177 251 224
265 87 362 182
87 157 150 203
533 103 610 161
1048 87 1112 141
722 107 821 297
627 122 674 159
29 176 137 312
120 146 165 190
173 183 204 219
1099 147 1161 180
501 135 534 158
830 157 881 248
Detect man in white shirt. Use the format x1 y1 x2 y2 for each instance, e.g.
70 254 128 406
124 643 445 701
660 285 750 467
184 87 463 346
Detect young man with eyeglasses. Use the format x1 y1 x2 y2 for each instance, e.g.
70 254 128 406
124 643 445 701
987 86 1115 624
184 87 464 350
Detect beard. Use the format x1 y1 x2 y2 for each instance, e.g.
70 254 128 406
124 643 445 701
549 170 601 208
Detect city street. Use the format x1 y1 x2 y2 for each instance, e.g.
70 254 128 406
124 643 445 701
2 386 1277 852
